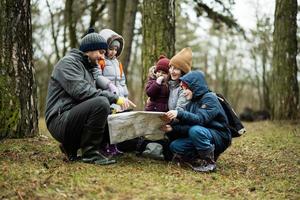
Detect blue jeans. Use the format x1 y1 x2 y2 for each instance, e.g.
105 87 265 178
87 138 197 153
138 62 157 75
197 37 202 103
169 125 214 159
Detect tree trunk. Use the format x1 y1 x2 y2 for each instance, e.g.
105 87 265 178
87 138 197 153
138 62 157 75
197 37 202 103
0 0 38 139
142 0 175 103
89 0 106 28
116 0 126 34
119 0 138 76
262 48 271 111
271 0 299 119
46 0 60 61
65 0 77 48
107 0 117 30
221 57 229 97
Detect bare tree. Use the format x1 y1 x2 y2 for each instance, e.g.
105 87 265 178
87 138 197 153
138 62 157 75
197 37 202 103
89 0 106 28
119 0 138 75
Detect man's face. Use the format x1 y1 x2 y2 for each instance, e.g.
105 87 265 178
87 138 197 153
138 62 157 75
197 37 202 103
86 49 106 65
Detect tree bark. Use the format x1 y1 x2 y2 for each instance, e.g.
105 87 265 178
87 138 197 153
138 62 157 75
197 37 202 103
119 0 138 76
65 0 77 48
116 0 126 34
0 0 38 139
142 0 175 103
271 0 299 119
262 47 270 111
107 0 117 30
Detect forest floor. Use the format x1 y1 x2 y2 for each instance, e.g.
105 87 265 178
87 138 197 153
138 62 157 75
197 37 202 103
0 120 299 200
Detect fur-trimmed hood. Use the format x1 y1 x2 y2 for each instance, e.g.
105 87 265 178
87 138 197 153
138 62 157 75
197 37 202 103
99 29 124 58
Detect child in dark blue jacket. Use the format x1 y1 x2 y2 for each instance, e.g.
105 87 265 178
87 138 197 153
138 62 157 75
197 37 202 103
161 71 232 172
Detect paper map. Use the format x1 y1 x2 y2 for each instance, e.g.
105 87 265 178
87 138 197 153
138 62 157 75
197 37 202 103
108 111 166 144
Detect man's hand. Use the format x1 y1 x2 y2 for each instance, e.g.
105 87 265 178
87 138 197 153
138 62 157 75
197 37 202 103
160 124 172 133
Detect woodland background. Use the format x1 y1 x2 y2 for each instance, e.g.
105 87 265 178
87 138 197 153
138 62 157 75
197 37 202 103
0 0 299 138
0 1 299 199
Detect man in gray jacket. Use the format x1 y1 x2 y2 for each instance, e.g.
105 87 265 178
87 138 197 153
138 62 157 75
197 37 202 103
45 28 127 165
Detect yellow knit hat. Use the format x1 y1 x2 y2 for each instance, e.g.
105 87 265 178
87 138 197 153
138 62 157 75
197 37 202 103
169 47 192 74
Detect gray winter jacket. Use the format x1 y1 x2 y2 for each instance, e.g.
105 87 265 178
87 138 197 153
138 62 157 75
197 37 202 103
95 29 129 97
168 80 189 111
45 49 118 127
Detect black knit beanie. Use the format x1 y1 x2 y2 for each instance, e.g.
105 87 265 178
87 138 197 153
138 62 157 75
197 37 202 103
79 27 108 52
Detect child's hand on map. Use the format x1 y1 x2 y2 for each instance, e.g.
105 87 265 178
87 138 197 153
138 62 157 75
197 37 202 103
117 97 137 111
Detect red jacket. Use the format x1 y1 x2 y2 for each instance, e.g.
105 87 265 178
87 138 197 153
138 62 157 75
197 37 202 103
145 77 169 112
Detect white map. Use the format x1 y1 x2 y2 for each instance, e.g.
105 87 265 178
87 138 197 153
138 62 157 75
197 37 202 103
107 111 166 144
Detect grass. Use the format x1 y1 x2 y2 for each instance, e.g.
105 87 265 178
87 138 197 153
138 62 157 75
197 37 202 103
0 119 299 200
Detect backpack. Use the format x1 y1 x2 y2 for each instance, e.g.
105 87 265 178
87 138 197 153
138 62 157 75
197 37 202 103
216 93 246 137
98 59 123 78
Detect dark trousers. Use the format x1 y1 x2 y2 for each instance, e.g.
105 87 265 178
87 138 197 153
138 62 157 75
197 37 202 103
48 96 110 153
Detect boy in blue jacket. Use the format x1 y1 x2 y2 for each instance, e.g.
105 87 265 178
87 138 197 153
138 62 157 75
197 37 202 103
161 71 232 172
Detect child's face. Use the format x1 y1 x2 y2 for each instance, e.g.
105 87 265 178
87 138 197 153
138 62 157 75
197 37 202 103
156 70 168 80
180 82 193 100
169 65 182 80
107 46 118 59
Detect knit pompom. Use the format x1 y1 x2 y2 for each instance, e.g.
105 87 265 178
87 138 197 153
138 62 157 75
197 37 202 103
158 55 166 60
87 27 95 34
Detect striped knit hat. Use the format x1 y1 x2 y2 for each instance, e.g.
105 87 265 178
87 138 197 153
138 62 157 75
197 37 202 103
79 28 107 52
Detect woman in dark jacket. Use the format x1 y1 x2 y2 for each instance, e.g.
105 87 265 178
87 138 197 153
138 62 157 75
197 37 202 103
162 71 232 172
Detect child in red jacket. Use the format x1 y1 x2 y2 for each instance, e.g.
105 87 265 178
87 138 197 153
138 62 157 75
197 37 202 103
145 55 170 112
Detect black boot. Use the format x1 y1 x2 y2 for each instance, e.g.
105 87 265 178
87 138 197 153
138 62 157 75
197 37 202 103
80 127 116 165
81 146 116 165
191 146 216 172
59 143 80 162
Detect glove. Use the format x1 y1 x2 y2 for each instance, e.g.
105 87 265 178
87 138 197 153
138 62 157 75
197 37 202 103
116 97 131 110
116 97 125 106
108 82 118 94
156 76 164 85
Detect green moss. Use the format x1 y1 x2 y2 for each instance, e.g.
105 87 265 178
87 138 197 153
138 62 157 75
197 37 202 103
0 76 20 138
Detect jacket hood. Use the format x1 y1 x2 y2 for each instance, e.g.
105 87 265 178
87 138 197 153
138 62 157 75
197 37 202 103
180 71 209 98
99 29 124 58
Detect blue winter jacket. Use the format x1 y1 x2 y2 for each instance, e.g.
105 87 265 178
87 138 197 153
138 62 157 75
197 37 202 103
173 71 232 151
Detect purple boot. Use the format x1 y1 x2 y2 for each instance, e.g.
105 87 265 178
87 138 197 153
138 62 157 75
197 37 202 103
103 144 123 157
